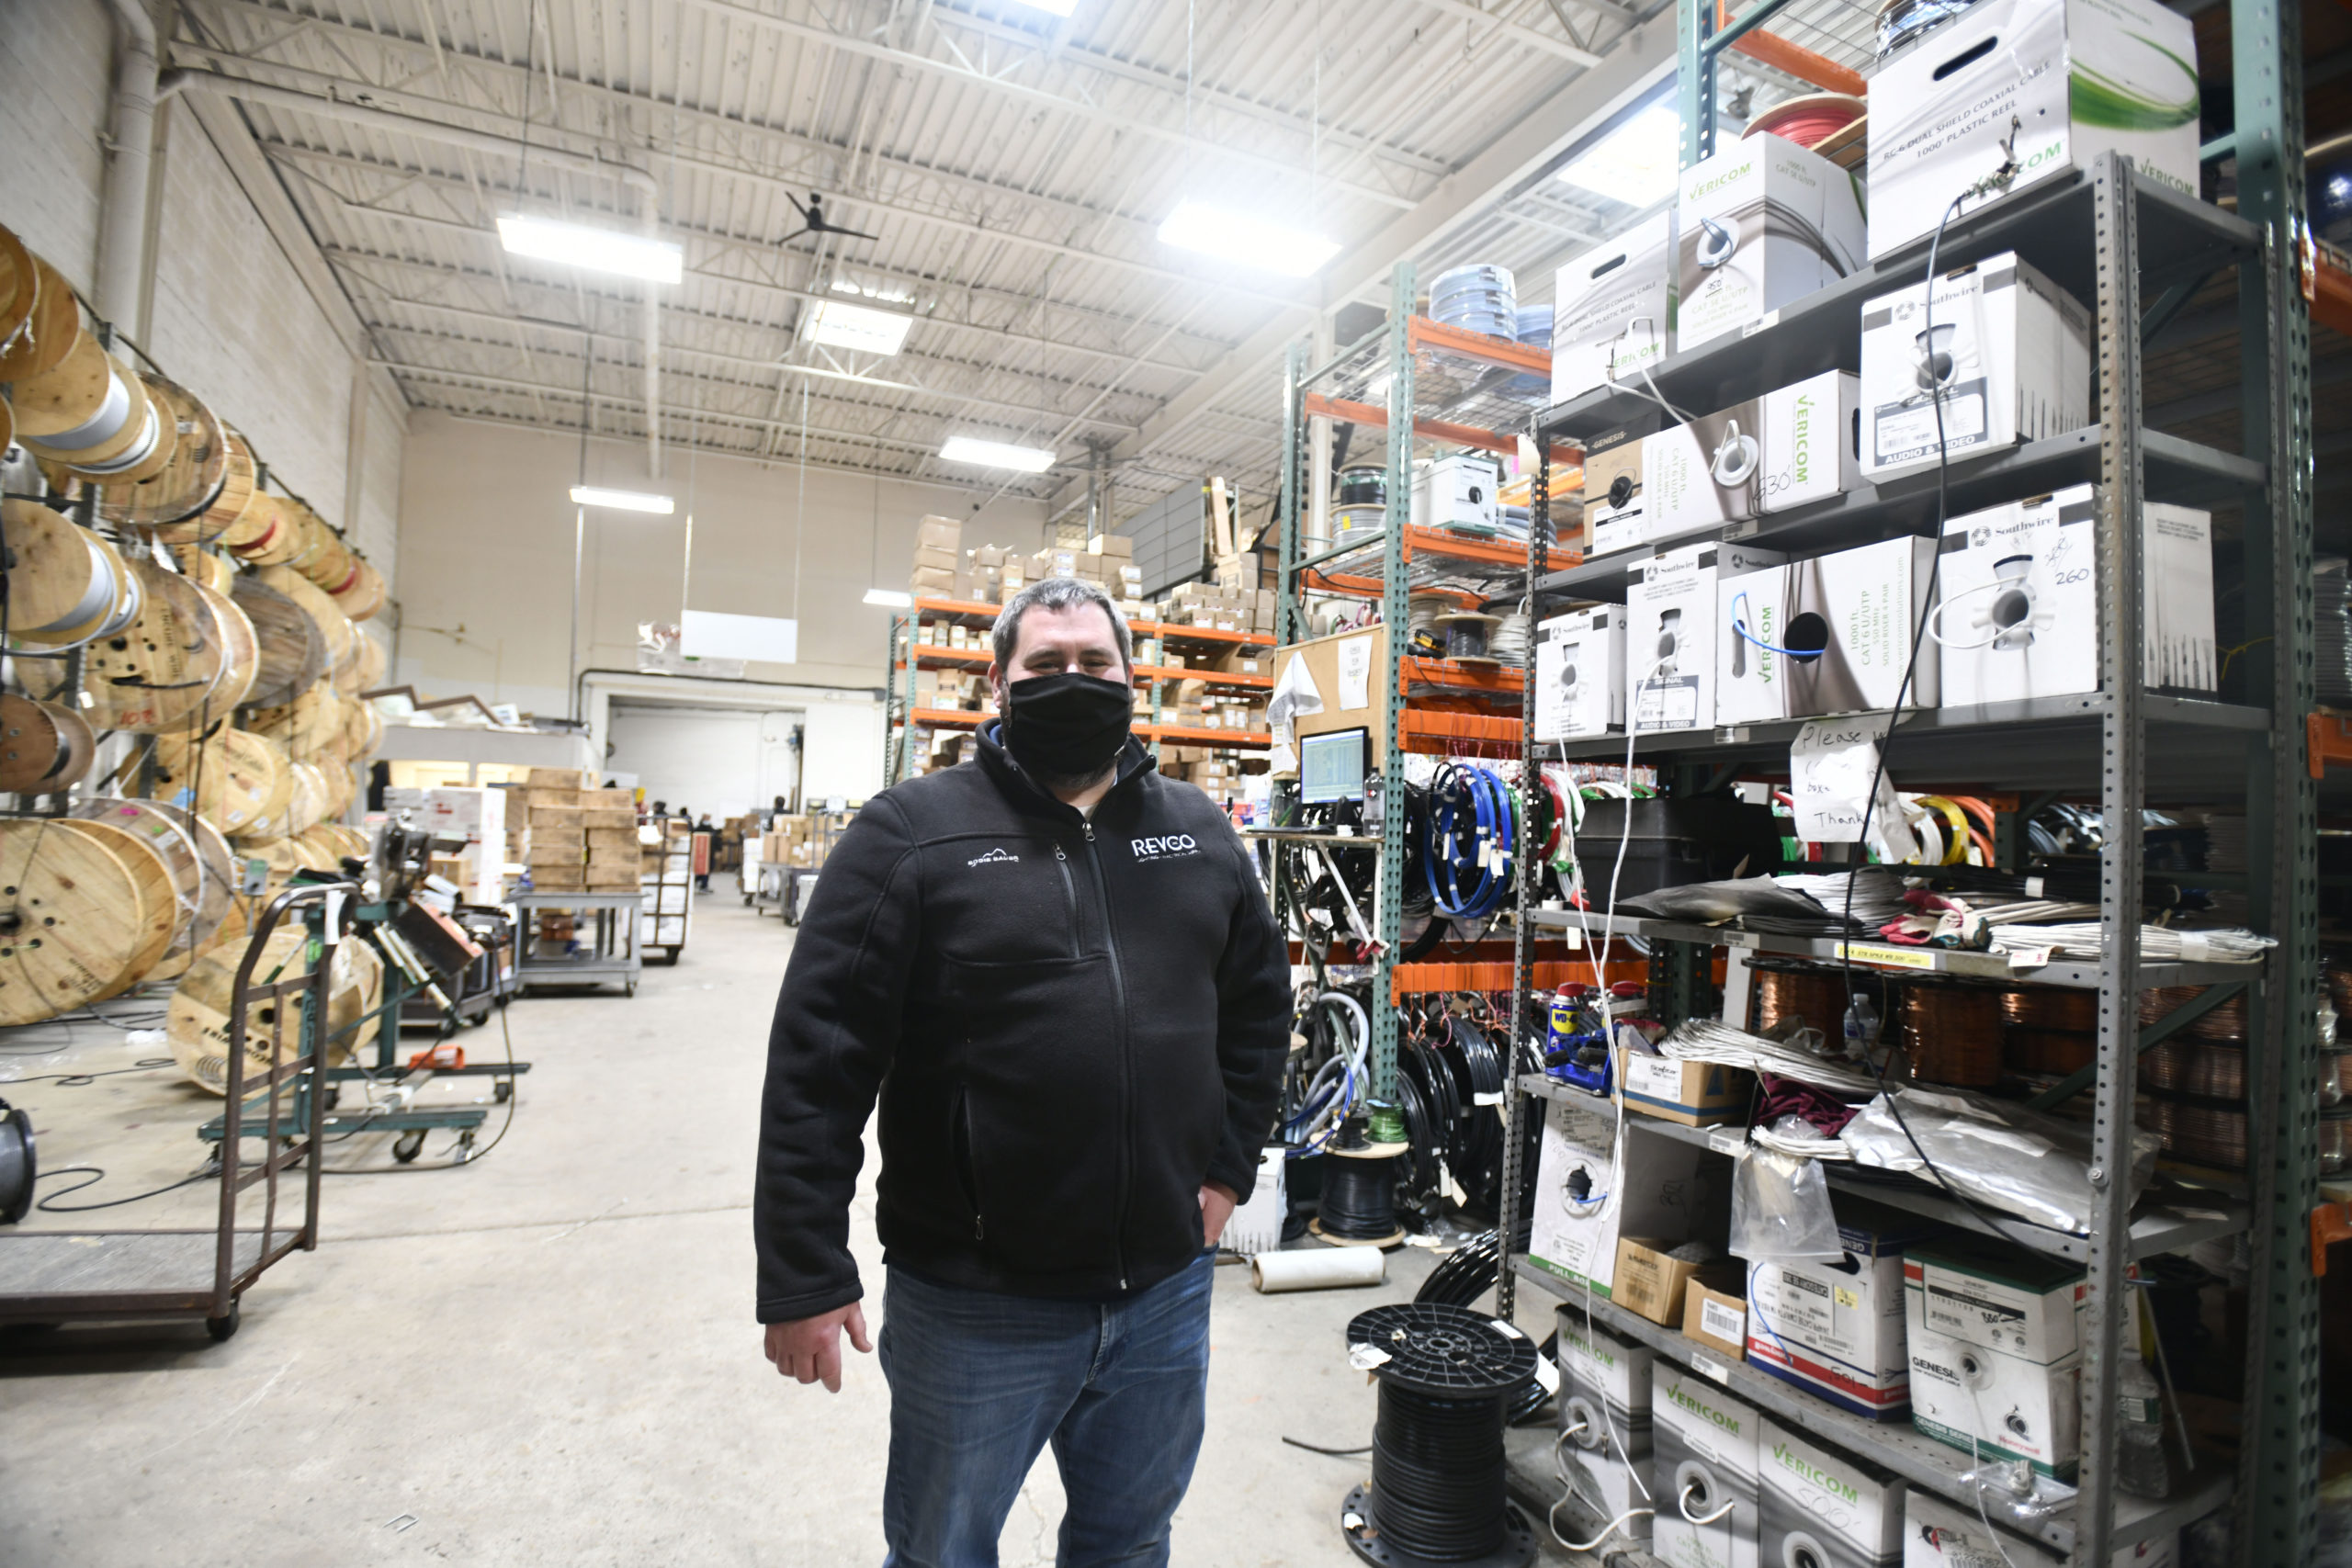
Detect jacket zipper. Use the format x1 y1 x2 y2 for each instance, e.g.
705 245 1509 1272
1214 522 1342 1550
1053 844 1079 959
952 1085 985 1242
1080 818 1133 1292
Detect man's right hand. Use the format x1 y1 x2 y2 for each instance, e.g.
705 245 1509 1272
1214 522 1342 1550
763 1303 873 1393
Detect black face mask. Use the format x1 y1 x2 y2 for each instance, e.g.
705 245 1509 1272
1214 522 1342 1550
1001 671 1133 787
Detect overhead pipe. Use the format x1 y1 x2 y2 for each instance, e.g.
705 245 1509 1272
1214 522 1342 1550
162 67 664 475
96 0 160 340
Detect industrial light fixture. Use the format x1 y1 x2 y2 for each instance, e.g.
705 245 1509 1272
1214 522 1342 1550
499 214 684 284
571 485 676 513
1156 202 1340 277
940 436 1056 473
1013 0 1080 13
864 588 915 607
807 299 916 355
1555 103 1680 208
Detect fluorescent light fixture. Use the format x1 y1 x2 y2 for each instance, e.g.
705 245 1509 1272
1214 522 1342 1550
864 587 915 608
1156 202 1340 277
808 299 915 355
498 213 684 284
940 436 1056 474
1015 0 1080 12
1555 103 1680 208
571 485 675 514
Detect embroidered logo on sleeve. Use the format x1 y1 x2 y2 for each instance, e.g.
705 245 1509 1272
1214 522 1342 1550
1130 834 1201 862
966 847 1021 867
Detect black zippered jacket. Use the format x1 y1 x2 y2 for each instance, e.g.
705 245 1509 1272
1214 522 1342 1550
753 724 1291 1322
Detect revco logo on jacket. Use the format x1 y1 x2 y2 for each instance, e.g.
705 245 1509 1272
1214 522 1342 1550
1131 834 1200 862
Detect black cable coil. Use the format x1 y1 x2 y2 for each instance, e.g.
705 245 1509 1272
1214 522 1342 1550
1318 1153 1398 1238
1347 1303 1536 1563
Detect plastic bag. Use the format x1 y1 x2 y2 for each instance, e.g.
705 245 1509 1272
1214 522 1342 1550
1838 1086 2160 1235
1729 1145 1845 1261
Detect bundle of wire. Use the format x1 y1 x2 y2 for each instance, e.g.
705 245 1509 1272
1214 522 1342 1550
1424 761 1517 919
1488 613 1532 669
1984 922 2278 962
1280 988 1371 1156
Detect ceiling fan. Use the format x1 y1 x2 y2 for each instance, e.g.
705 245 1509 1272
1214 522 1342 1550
782 192 881 245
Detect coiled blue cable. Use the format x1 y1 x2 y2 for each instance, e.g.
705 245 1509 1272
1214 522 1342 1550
1424 762 1514 919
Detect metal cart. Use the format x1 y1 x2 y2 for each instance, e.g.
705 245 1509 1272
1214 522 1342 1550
0 884 348 1342
512 890 643 996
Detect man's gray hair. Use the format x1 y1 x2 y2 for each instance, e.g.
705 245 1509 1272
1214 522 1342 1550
992 576 1133 670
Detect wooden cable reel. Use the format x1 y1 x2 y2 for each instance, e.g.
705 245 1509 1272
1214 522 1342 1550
1 501 140 650
191 577 259 711
54 817 179 999
230 572 324 708
249 679 345 764
0 223 41 376
255 562 356 680
165 925 371 1095
17 557 225 732
0 251 81 383
196 431 258 546
90 797 237 979
95 374 229 532
281 760 328 837
327 556 387 623
226 491 304 566
0 694 95 794
148 727 283 840
0 818 152 1024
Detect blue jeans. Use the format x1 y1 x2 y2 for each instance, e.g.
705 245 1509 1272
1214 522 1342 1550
878 1248 1216 1568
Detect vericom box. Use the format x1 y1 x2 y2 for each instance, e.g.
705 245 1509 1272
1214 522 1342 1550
1536 605 1628 741
1527 1110 1716 1296
1628 541 1788 733
1556 1314 1657 1541
1586 420 1659 556
1654 1368 1761 1568
1760 371 1862 514
1747 1198 1938 1419
1934 484 2217 705
1412 453 1501 533
1759 1417 1905 1568
1678 131 1867 353
1715 537 1940 725
1554 210 1676 407
1858 253 2089 483
1866 0 2200 259
1645 399 1766 544
1904 1491 2179 1568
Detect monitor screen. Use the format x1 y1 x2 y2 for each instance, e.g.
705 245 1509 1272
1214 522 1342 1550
1299 728 1367 806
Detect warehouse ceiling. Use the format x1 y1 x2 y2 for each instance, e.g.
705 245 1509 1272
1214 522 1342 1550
164 0 1852 522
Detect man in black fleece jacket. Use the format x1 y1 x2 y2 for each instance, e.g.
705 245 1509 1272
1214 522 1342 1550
755 575 1291 1568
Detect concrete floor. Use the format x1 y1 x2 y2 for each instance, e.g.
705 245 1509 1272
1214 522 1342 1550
0 889 1577 1568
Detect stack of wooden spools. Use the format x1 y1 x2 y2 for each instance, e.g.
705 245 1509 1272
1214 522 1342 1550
0 221 388 1077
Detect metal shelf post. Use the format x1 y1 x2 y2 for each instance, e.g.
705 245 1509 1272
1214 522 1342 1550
1371 262 1416 1100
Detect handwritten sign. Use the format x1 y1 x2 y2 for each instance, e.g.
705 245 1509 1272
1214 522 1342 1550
1790 716 1918 863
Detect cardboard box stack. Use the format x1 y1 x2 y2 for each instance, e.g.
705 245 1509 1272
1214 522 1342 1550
909 515 962 599
761 814 824 869
641 821 692 949
582 787 639 888
381 785 508 907
517 768 592 891
1151 581 1277 635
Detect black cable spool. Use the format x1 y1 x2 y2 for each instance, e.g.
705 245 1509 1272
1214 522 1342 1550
1318 1151 1401 1239
1340 1303 1539 1568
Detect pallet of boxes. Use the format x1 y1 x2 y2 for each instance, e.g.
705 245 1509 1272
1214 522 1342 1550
763 815 825 925
642 820 692 960
517 769 638 939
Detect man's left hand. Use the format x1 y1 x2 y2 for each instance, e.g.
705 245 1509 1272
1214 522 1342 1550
1199 1182 1238 1248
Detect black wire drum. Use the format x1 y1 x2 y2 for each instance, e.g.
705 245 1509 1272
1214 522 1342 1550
1340 1303 1539 1567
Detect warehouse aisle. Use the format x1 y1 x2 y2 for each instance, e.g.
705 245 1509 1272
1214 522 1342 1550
0 889 1545 1568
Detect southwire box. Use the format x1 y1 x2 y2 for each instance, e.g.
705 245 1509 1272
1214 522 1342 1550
1903 1491 2177 1568
1747 1198 1937 1418
1555 1314 1657 1541
1758 1417 1905 1568
1859 253 2090 483
1535 606 1628 740
1628 541 1787 733
1526 1108 1716 1296
1934 485 2217 705
1653 1369 1760 1568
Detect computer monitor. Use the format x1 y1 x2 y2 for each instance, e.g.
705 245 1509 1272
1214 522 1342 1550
1299 728 1368 806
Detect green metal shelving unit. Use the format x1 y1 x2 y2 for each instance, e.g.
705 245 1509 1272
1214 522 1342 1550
1483 4 2320 1561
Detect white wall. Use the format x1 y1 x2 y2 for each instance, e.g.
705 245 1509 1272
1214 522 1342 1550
606 705 802 821
395 412 1049 716
0 0 403 587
